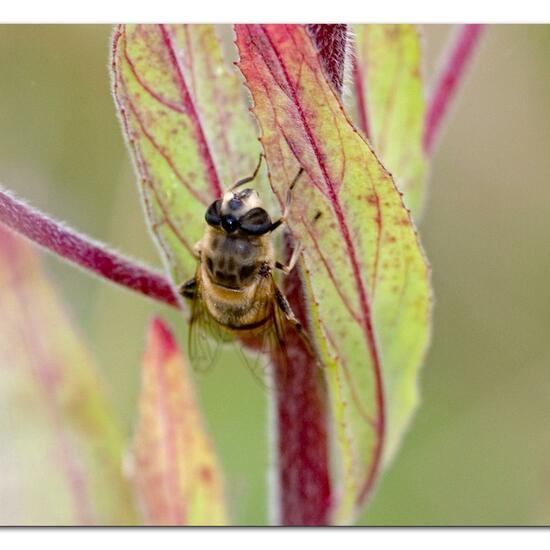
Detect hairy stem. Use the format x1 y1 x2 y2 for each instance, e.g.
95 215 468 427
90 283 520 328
306 24 348 95
269 24 349 526
0 188 179 308
423 24 485 154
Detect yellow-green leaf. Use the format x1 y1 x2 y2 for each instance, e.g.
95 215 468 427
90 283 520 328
0 227 136 525
112 24 265 287
353 25 428 217
236 24 432 523
132 317 227 525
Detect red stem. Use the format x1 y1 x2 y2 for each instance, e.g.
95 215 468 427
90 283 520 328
0 188 179 308
306 25 348 95
269 24 349 526
271 265 332 525
423 24 485 155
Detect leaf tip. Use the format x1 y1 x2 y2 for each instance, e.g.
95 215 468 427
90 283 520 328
146 316 178 364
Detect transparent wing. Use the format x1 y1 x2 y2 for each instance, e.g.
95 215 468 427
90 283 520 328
236 274 311 392
227 274 277 390
187 268 234 373
186 268 312 387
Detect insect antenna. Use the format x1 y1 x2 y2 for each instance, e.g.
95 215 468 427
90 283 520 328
228 153 264 191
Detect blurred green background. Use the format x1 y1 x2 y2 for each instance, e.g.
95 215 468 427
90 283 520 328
0 25 549 526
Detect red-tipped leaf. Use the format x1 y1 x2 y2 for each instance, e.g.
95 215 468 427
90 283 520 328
132 317 227 525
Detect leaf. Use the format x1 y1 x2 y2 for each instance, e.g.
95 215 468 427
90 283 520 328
353 25 428 217
112 24 266 287
0 226 136 525
132 317 227 525
236 24 432 523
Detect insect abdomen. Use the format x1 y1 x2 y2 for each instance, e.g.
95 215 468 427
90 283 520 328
203 230 265 289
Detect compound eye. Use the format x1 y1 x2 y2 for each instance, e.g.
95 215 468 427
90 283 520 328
205 200 222 226
239 207 272 236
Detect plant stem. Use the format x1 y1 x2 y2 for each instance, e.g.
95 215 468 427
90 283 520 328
423 24 485 155
0 188 179 308
271 264 332 525
269 24 349 526
306 24 348 95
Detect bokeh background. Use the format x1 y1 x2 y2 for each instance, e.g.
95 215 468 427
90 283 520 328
0 25 549 525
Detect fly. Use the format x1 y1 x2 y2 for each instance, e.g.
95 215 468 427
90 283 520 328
178 154 307 372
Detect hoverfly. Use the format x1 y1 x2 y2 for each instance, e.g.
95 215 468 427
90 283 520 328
178 154 308 375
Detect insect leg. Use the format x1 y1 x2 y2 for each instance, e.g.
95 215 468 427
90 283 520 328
273 279 319 365
268 167 305 233
274 287 303 333
229 153 264 191
275 243 303 275
286 167 304 206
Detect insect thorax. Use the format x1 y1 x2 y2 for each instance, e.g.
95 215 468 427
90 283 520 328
201 226 272 291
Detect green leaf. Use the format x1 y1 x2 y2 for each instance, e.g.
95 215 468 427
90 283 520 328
112 24 266 286
131 317 227 525
236 24 432 523
0 227 136 524
353 25 428 217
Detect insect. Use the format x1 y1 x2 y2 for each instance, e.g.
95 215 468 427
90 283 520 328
178 154 308 372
